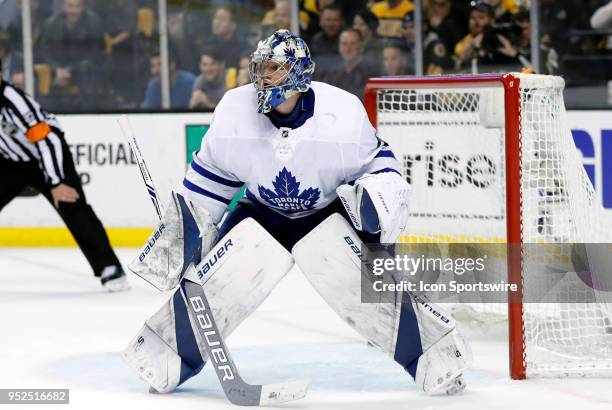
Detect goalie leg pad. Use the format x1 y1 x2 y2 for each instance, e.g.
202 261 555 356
122 295 201 393
415 327 472 395
400 292 473 394
292 214 399 352
128 191 218 291
292 214 472 393
123 217 294 393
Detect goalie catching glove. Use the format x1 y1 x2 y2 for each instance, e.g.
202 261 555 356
128 191 218 291
336 172 410 243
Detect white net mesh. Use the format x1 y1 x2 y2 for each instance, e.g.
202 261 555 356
374 73 612 377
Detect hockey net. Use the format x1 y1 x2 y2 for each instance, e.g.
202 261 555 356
364 73 612 378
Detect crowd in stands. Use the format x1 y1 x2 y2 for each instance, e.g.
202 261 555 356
1 0 612 112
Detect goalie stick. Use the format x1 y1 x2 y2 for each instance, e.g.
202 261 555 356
117 115 308 406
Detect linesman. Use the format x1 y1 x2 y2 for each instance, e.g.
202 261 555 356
0 58 129 291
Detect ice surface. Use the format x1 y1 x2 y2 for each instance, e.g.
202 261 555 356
1 248 612 409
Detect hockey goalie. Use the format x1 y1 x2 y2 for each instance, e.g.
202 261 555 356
122 30 472 396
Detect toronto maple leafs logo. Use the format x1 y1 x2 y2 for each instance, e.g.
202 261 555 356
258 167 321 213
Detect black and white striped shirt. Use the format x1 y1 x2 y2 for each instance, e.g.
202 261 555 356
0 81 65 186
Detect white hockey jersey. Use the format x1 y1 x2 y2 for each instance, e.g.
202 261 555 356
180 81 400 224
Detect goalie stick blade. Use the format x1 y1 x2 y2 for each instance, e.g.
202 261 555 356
224 379 308 407
258 380 308 405
182 279 308 406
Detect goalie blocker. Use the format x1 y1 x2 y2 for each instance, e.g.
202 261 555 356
127 191 218 291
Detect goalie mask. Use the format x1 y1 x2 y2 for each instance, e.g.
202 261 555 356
249 29 315 114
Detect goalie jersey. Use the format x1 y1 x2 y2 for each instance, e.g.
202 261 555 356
180 81 401 224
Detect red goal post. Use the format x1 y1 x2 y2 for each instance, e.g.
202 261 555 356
364 73 612 379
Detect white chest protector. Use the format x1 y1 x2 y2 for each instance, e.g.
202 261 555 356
180 82 400 223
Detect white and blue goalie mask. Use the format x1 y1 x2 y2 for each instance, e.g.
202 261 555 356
249 30 315 114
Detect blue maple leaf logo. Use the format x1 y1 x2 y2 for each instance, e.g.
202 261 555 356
258 167 321 213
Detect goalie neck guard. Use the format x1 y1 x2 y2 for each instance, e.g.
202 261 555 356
249 30 315 114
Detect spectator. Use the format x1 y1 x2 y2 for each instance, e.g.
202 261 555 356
201 6 250 69
591 1 612 30
321 29 376 100
261 0 311 39
454 2 518 70
92 0 138 54
303 0 337 16
92 0 141 108
261 0 290 38
542 0 603 84
236 56 251 87
396 11 453 75
399 12 416 53
339 0 371 23
37 0 54 18
482 0 515 25
0 0 17 29
381 39 413 76
423 0 465 53
540 0 576 57
38 0 104 110
511 8 558 74
190 47 235 110
167 1 213 72
302 0 361 40
353 9 383 69
311 4 344 76
422 19 454 74
302 0 333 39
0 30 23 86
370 0 414 38
7 0 47 51
591 0 612 65
272 0 292 30
143 51 195 109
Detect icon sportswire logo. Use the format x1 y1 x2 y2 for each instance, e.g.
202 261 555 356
258 167 320 212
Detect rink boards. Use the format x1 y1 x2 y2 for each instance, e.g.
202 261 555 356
0 111 610 246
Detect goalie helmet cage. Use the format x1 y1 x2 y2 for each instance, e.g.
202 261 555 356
364 73 612 379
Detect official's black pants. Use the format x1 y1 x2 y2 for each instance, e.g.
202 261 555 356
0 133 120 277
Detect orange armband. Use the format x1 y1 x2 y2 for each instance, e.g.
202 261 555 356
26 122 51 142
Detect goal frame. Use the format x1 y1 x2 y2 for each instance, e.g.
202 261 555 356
364 74 526 379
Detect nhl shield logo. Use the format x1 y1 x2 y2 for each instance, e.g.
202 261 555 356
258 167 321 212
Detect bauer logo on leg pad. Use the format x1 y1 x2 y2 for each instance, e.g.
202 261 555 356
187 217 293 287
195 239 234 280
412 293 451 325
343 236 376 273
344 236 361 257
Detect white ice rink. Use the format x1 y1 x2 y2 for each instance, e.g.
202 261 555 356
2 247 612 410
